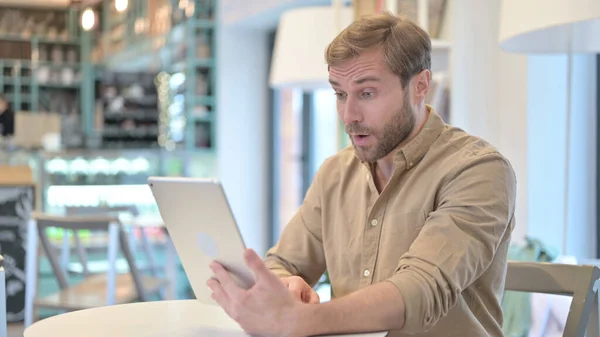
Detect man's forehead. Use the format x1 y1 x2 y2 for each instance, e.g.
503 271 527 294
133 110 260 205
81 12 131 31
328 61 386 86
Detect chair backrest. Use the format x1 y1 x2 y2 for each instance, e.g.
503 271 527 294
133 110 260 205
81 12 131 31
64 205 139 276
505 261 600 337
30 211 146 302
65 205 140 217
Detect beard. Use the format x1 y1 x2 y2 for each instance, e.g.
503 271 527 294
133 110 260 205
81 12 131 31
346 96 416 163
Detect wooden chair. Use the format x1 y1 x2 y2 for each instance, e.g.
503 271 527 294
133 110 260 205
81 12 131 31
23 212 168 328
63 205 159 277
0 254 6 337
505 261 600 337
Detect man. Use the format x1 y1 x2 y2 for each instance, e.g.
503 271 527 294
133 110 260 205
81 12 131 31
207 11 516 337
0 94 14 137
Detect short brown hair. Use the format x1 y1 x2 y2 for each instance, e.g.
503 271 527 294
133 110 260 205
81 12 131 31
325 11 431 88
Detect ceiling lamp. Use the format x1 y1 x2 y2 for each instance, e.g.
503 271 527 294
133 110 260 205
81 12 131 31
115 0 128 12
81 7 96 31
269 2 354 91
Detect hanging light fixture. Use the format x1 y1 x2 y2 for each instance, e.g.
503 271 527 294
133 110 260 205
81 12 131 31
269 2 353 90
115 0 128 12
81 8 96 31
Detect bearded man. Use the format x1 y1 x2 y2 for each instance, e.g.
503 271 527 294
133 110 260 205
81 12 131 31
207 11 516 337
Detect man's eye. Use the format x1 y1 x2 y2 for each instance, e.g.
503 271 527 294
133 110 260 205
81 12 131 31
362 92 374 98
334 93 346 100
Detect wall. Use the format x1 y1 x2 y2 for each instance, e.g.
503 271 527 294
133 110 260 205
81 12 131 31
527 54 597 259
215 24 270 255
451 0 529 244
452 0 597 259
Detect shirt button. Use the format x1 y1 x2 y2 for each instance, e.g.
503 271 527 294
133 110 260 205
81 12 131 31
363 269 371 277
370 219 378 226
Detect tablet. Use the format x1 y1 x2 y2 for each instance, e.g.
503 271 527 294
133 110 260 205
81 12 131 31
147 176 255 305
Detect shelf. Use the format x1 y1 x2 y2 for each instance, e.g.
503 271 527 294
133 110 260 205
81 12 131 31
195 58 215 68
38 83 80 89
0 60 80 69
191 114 214 123
0 35 78 45
171 58 214 73
195 19 216 29
3 94 32 103
195 96 215 107
102 127 159 138
2 78 32 85
104 110 158 122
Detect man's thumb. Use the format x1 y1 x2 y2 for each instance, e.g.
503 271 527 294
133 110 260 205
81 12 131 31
244 248 271 281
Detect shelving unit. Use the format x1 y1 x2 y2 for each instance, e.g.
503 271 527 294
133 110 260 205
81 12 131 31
99 0 218 153
0 4 95 148
95 71 160 148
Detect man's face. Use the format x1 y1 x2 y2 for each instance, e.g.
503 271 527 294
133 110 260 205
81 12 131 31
328 48 415 163
0 99 6 112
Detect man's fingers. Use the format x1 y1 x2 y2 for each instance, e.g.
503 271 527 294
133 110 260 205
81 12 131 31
209 262 244 298
287 284 304 302
308 291 320 304
207 277 229 306
244 248 277 283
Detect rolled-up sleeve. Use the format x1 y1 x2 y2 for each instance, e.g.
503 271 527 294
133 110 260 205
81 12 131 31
386 151 516 333
264 164 327 286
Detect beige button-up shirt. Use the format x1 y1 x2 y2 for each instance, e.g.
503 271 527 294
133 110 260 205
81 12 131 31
265 107 517 337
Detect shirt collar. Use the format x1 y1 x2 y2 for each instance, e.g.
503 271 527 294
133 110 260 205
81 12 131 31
396 105 446 168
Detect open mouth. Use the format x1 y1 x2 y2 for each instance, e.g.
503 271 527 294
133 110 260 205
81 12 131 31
352 134 371 145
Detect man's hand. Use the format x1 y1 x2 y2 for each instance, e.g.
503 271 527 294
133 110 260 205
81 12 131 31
207 249 308 337
281 276 320 304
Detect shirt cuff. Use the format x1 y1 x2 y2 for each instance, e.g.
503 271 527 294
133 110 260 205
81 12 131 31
386 269 437 334
264 259 294 278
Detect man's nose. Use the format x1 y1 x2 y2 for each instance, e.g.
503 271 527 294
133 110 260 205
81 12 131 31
340 99 361 126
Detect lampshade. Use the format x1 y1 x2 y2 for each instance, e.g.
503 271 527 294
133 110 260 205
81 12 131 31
499 0 600 53
269 6 354 91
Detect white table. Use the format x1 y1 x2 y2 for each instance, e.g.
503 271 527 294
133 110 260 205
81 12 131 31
23 300 389 337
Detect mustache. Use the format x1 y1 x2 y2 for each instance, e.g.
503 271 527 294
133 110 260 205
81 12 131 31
345 122 373 135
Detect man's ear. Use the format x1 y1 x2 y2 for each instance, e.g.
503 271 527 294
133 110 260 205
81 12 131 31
412 69 431 103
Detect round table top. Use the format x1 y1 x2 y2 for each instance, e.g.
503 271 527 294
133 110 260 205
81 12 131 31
24 300 388 337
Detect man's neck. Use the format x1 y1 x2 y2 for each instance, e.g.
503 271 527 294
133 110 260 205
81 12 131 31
375 105 430 184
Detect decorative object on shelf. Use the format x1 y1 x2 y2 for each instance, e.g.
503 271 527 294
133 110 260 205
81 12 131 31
395 0 447 38
97 71 160 148
0 7 73 41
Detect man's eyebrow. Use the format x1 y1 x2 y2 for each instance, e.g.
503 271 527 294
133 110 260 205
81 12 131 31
354 76 381 84
329 76 381 87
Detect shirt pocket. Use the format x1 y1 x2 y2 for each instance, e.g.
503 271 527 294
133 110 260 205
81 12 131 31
377 210 427 278
383 210 426 234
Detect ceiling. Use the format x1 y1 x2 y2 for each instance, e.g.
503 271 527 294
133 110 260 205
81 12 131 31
0 0 334 29
0 0 101 8
221 0 332 30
